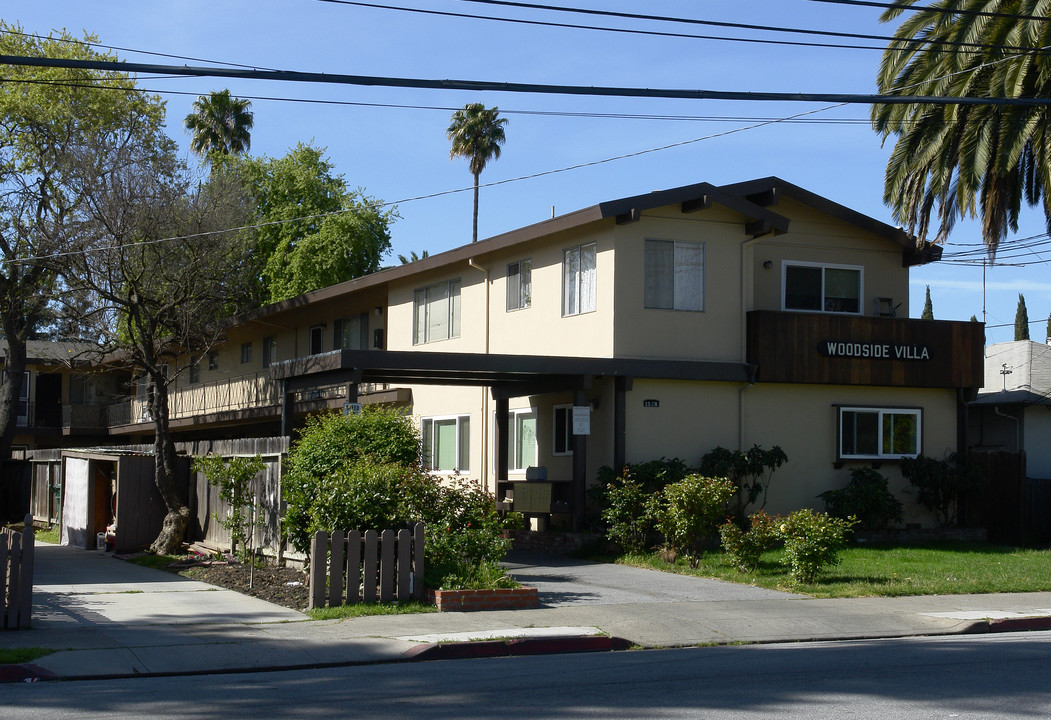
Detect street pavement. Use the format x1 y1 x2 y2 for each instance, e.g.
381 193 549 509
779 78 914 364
2 542 1051 682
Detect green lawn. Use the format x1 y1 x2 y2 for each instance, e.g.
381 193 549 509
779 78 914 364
619 543 1051 598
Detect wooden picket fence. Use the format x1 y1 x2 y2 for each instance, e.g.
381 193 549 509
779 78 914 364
1 513 35 629
308 523 424 610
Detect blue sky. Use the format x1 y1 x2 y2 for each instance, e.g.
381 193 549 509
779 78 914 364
7 0 1051 344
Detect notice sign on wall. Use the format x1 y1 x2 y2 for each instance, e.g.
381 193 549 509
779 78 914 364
572 405 591 435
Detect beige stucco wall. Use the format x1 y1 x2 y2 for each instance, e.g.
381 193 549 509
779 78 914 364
624 379 742 464
742 383 957 525
750 199 911 317
612 207 748 362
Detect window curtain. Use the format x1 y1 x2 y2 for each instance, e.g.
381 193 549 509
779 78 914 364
674 242 704 311
645 240 674 309
579 243 597 313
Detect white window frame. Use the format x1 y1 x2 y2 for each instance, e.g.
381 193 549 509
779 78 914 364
421 414 471 473
782 261 864 315
506 408 538 473
506 259 532 312
413 278 462 345
644 238 705 312
552 404 574 456
562 242 597 317
837 406 922 461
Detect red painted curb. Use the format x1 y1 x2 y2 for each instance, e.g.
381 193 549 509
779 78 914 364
0 664 55 684
403 635 630 661
963 616 1051 634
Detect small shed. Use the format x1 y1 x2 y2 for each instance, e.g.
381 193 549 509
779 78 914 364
60 451 184 553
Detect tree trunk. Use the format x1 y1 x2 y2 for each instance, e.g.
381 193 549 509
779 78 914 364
0 329 27 517
148 375 191 554
472 172 480 243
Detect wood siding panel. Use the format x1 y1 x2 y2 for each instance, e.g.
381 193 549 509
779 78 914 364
747 311 983 388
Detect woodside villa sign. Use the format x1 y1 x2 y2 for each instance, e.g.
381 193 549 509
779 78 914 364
819 341 930 361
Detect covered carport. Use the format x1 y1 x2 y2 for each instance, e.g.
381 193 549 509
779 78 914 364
271 349 752 530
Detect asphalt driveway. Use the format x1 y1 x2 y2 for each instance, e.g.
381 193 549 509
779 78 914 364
503 551 799 607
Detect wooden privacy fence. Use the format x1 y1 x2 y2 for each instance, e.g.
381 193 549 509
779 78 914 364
309 523 424 610
1 514 35 629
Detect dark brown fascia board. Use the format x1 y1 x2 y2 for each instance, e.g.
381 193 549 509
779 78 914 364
272 348 751 388
717 176 938 265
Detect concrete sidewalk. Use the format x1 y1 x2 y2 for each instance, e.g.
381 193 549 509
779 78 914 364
3 543 1051 682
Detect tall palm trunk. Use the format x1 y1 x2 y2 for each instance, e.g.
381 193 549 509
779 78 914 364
472 171 480 243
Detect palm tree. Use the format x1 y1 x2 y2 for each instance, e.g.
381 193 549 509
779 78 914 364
872 1 1051 258
184 90 254 158
447 103 508 242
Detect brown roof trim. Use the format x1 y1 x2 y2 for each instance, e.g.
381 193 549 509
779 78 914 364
235 177 921 325
716 176 939 264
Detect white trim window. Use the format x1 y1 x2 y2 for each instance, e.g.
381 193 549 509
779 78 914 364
838 406 921 460
414 279 461 344
783 261 862 314
507 408 538 472
563 242 597 316
334 314 368 351
552 404 574 456
506 259 532 312
422 414 470 472
645 239 704 311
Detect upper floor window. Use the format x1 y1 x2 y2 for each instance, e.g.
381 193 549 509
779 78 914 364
207 351 218 371
414 279 461 345
783 262 862 314
334 313 368 351
309 325 324 355
422 414 470 472
240 342 252 364
262 337 277 368
563 242 596 316
189 361 200 384
645 239 704 311
507 260 532 312
838 406 920 460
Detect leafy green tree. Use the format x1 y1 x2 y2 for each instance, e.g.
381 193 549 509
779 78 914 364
59 144 255 554
215 143 394 304
920 285 934 320
1015 293 1030 341
0 24 166 476
194 454 266 562
184 90 254 158
872 1 1051 257
447 104 508 243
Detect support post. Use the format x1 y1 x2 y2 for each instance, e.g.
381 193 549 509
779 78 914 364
572 388 588 532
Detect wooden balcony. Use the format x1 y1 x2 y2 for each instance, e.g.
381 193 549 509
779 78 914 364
746 310 984 389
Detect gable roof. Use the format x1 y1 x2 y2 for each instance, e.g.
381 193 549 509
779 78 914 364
236 176 935 325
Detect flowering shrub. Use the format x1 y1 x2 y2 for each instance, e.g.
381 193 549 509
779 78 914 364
648 474 736 566
719 510 782 572
779 509 857 584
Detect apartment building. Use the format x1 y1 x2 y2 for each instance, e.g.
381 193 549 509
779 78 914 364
11 177 985 529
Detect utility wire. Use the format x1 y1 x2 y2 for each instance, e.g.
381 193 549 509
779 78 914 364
315 0 1045 52
806 0 1051 22
6 54 1051 107
451 0 1043 50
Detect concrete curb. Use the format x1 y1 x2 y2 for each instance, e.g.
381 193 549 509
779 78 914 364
0 663 55 684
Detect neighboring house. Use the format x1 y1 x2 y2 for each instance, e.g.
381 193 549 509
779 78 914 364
14 177 985 528
0 340 126 452
970 340 1051 478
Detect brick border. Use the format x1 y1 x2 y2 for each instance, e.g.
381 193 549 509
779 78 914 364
425 586 538 612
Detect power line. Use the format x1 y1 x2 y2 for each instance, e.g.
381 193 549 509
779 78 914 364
806 0 1051 22
6 54 1051 107
450 0 1042 51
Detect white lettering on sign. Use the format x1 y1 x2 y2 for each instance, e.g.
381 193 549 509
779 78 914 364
821 341 930 361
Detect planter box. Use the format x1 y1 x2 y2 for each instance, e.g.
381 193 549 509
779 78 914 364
426 586 538 612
